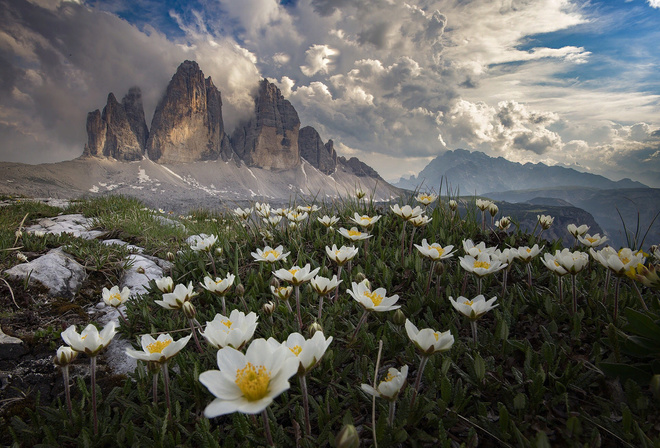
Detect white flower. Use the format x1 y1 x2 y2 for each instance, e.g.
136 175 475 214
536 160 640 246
200 310 259 350
350 213 381 229
263 215 282 226
16 252 28 263
493 248 517 265
271 285 293 301
361 365 409 401
297 205 320 213
449 295 498 320
286 211 309 223
317 215 340 228
251 245 290 263
347 281 400 312
591 247 645 276
516 244 543 263
495 217 511 231
61 322 117 356
404 319 454 356
272 207 290 217
190 234 218 252
541 251 568 276
201 273 235 295
409 214 432 227
555 249 589 275
102 285 131 307
273 264 320 286
475 199 492 211
199 338 299 416
155 282 198 310
126 333 191 364
462 239 496 257
390 204 423 221
448 200 458 211
459 253 507 277
567 224 590 238
155 276 174 293
537 214 554 229
54 346 78 366
488 202 499 217
355 188 367 199
415 193 437 206
310 275 342 295
254 202 271 218
338 227 372 241
272 331 334 374
414 239 455 261
578 233 608 248
234 207 252 220
325 244 359 265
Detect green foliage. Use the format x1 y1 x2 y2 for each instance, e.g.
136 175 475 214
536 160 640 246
3 193 660 446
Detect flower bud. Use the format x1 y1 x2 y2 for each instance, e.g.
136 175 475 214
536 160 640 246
15 230 23 239
448 199 458 211
166 252 175 262
308 321 323 336
16 252 28 263
354 272 366 284
136 266 146 274
262 301 275 315
270 277 280 290
434 262 445 276
335 424 359 448
392 309 406 326
235 284 245 297
215 247 223 256
54 346 78 366
182 301 196 319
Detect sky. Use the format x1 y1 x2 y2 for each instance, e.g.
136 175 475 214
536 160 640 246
1 0 659 187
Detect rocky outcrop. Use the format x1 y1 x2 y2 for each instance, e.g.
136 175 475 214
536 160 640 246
232 79 300 170
147 60 231 163
122 87 149 151
82 91 146 161
299 126 337 174
339 156 382 179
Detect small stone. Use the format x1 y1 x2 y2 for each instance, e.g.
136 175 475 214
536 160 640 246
0 328 27 360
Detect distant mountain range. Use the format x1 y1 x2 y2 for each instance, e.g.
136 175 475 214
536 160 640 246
0 60 399 208
395 149 647 194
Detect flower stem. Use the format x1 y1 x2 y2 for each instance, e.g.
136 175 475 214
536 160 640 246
425 261 435 294
295 285 303 331
614 276 621 321
90 356 98 435
62 365 73 422
471 320 478 345
352 310 369 340
631 281 648 310
317 295 324 321
372 340 383 448
501 269 508 297
603 270 611 302
571 274 577 313
209 252 217 278
364 238 369 259
334 265 343 301
400 221 407 263
262 409 274 447
408 227 417 255
410 355 429 408
162 362 172 419
481 211 485 232
558 275 564 303
189 317 203 352
477 277 483 296
221 296 226 316
527 263 533 287
388 401 396 427
152 371 159 406
299 375 311 437
117 308 129 326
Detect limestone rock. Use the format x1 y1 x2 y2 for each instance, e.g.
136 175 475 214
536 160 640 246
0 328 26 360
82 91 146 161
299 126 337 174
232 79 300 170
147 60 231 163
25 214 105 239
4 247 86 298
122 87 149 151
338 156 382 179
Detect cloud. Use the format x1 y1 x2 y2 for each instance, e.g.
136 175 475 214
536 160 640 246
300 44 338 76
649 0 660 8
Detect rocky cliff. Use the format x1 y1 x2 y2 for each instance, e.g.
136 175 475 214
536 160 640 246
338 156 382 179
146 60 232 163
232 79 300 170
299 126 337 174
82 90 147 161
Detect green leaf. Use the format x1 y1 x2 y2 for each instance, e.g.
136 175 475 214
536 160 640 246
598 362 653 384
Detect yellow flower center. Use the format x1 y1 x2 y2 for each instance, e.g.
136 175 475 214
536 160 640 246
463 300 474 306
334 250 341 256
222 320 233 329
431 246 445 257
587 237 597 243
364 290 384 306
554 261 561 267
263 250 280 258
235 363 271 402
348 230 362 237
620 256 631 265
290 345 302 356
383 372 396 382
147 339 172 354
433 332 439 341
81 335 87 340
421 195 431 201
289 268 300 276
526 248 532 253
474 261 490 269
110 292 122 302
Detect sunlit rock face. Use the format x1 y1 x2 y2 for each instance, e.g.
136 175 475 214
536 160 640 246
147 60 232 163
299 126 337 175
83 90 147 161
232 79 300 171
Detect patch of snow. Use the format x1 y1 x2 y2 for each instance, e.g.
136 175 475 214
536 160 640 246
89 185 99 193
301 162 308 181
249 189 257 197
160 165 183 180
105 184 119 191
99 182 107 187
137 167 150 183
245 167 258 180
